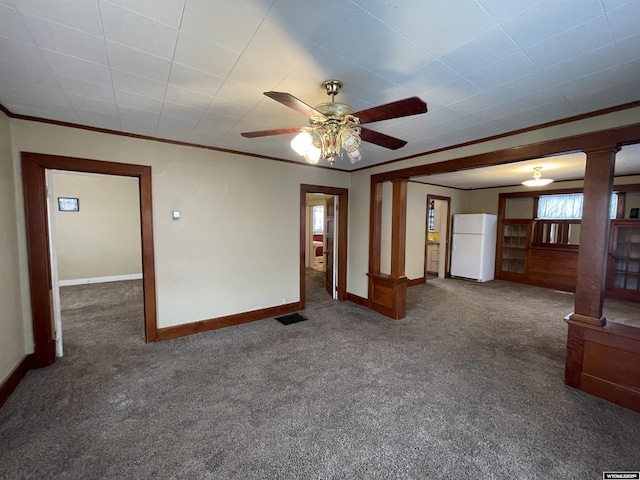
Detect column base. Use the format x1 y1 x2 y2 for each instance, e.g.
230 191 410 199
368 273 408 320
568 312 606 327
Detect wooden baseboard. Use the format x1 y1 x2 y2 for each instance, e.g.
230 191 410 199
0 354 33 409
346 292 368 307
408 277 426 287
157 302 302 341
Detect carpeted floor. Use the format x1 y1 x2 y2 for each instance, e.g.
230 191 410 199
305 267 334 310
1 278 639 479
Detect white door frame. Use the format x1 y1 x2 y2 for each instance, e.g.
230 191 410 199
45 169 63 357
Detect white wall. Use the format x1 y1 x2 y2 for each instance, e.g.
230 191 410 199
51 172 142 281
0 111 27 383
10 120 349 332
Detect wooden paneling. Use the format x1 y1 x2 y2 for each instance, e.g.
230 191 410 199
368 273 408 319
527 248 579 292
157 302 301 341
582 342 640 389
0 355 33 408
565 319 640 413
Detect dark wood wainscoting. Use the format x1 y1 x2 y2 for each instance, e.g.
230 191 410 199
368 273 408 320
565 318 640 413
527 248 578 292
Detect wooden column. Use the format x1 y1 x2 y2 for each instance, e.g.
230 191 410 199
570 145 619 326
562 145 640 410
368 178 408 319
390 178 408 278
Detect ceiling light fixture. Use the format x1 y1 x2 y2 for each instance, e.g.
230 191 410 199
289 80 363 165
522 166 553 187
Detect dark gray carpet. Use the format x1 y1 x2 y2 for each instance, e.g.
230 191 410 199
1 278 639 479
305 267 333 309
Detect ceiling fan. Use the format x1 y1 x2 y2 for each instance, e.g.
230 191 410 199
241 79 428 166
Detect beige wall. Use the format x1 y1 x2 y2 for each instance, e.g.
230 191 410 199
405 182 464 280
0 111 27 383
10 120 350 332
51 172 142 281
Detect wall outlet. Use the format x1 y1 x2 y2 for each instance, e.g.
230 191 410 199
282 297 287 304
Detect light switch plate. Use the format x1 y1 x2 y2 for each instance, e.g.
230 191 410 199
172 211 180 221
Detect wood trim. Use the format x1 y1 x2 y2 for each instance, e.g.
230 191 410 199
0 355 33 408
1 105 342 172
574 147 618 321
408 179 466 191
4 101 640 176
408 277 426 287
368 273 408 319
157 302 302 341
426 194 451 278
299 184 349 310
616 192 626 219
21 152 158 369
368 180 383 291
352 100 640 173
565 321 584 387
390 178 408 278
346 292 368 307
371 123 640 183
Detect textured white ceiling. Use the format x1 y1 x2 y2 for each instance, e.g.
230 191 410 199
1 0 639 171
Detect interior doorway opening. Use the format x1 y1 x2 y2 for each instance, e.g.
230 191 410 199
425 195 451 279
21 153 157 369
299 185 349 311
46 170 144 358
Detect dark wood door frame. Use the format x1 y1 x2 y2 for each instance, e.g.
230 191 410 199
425 194 451 279
21 152 158 369
300 184 348 310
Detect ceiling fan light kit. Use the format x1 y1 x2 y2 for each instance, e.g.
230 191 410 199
522 166 554 187
241 79 428 166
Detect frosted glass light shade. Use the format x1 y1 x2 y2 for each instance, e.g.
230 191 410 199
522 167 553 187
347 149 362 163
341 127 361 152
304 145 321 164
290 131 313 156
522 178 553 187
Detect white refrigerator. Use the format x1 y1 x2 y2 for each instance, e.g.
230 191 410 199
450 213 497 282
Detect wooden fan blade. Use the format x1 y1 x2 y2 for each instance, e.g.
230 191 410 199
360 127 407 150
353 97 427 124
241 127 303 138
264 91 327 120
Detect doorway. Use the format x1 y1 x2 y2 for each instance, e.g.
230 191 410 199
425 195 451 279
299 184 349 310
21 152 157 369
47 170 143 358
